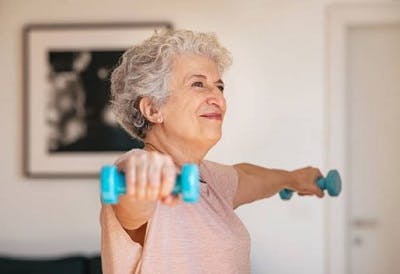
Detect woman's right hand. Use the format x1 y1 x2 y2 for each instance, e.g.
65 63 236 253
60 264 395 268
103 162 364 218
115 149 180 206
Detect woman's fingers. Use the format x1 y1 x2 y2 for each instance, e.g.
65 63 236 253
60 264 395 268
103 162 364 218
160 156 177 198
115 150 180 204
146 152 162 201
312 168 325 198
291 166 325 199
120 156 137 197
135 153 149 200
315 188 325 198
298 193 310 196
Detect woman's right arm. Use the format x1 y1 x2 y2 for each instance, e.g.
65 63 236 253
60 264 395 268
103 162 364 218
111 149 179 231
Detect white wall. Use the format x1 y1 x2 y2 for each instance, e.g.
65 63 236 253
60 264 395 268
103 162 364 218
0 0 389 273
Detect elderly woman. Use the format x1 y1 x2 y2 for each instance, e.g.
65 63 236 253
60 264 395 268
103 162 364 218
101 29 324 274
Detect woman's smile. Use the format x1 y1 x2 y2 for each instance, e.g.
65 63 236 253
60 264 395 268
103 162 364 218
199 112 222 121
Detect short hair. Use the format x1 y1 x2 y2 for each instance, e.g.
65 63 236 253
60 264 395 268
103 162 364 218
110 29 232 140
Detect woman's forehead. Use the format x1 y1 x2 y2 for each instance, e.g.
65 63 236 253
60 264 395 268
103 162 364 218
170 54 221 79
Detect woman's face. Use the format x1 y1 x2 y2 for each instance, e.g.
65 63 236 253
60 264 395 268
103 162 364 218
159 53 226 147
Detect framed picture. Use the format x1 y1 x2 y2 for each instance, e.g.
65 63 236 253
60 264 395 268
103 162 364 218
23 22 172 178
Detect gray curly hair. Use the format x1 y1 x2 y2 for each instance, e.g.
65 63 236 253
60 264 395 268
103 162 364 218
110 29 232 140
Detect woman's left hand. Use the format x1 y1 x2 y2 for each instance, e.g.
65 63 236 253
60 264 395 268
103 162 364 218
289 167 325 198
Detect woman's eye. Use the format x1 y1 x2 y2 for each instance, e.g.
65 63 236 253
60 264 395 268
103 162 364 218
191 81 204 88
217 85 224 92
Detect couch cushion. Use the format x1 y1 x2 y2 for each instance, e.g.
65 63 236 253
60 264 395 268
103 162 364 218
0 256 87 274
88 256 102 274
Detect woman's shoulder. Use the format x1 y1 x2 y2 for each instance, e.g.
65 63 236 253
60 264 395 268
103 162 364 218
201 159 230 178
200 160 238 201
201 159 233 172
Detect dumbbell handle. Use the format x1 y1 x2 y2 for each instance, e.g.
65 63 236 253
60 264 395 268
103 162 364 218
100 164 199 204
279 169 342 200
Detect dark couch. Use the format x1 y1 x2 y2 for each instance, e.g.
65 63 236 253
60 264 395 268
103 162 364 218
0 255 101 274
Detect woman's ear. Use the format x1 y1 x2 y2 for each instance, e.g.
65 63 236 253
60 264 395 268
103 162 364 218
138 97 163 123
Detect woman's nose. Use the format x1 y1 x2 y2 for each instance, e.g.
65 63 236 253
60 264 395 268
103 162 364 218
206 87 225 108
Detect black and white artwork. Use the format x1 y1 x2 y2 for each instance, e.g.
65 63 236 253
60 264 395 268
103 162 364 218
46 50 142 152
24 23 171 177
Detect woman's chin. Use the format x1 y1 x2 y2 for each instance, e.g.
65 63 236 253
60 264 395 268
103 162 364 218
203 130 222 144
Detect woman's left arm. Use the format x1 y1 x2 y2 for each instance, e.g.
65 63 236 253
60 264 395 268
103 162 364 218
232 163 325 208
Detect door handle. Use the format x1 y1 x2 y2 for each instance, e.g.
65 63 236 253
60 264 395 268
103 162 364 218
351 218 378 229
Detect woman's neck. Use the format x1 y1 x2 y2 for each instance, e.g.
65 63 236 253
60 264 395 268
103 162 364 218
143 134 210 167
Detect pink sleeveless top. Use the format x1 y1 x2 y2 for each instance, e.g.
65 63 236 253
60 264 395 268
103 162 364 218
100 160 251 274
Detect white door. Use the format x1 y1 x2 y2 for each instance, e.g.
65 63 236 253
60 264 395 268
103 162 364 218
347 24 400 274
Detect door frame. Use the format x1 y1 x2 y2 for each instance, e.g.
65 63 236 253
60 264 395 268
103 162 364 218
325 3 400 274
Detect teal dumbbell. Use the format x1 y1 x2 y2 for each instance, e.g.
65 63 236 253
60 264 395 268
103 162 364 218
279 169 342 200
100 164 200 204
